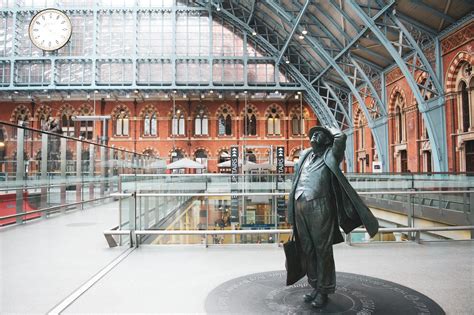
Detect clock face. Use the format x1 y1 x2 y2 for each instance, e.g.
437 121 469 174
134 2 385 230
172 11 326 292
29 9 72 51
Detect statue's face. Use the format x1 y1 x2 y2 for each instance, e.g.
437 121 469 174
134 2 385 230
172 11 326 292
310 131 329 152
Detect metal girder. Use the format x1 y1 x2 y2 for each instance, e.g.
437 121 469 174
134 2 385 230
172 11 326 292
349 0 448 172
263 0 390 170
206 0 339 128
276 0 310 65
408 0 456 24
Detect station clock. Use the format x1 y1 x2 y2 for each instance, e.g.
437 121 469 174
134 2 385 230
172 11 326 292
29 9 72 51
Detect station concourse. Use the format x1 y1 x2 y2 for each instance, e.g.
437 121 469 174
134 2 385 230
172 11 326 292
0 0 473 314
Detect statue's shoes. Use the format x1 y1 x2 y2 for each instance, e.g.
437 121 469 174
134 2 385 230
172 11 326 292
303 289 318 303
311 293 328 308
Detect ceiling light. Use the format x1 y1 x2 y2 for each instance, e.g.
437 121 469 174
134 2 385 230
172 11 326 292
14 91 19 94
275 90 279 94
218 94 223 99
67 93 71 99
294 94 299 99
182 93 187 98
106 93 111 99
47 94 51 99
210 90 214 94
87 94 90 99
145 93 149 98
126 93 130 98
216 6 221 11
299 35 305 40
302 29 308 35
134 89 139 94
94 90 99 94
285 59 290 64
235 94 239 99
252 30 257 36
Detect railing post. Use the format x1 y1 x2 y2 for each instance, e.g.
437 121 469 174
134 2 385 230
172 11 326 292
130 192 137 247
469 188 474 240
89 144 95 201
100 146 106 197
407 188 416 240
40 133 48 217
60 137 67 213
76 141 82 208
345 232 352 246
15 128 24 225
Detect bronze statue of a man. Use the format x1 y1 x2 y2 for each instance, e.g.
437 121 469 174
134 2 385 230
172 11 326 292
287 126 379 308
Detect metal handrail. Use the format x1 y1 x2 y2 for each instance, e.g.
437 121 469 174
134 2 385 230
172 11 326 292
102 226 474 247
0 195 113 221
109 189 474 197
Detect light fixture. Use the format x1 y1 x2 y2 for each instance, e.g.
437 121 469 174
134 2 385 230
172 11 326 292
87 93 90 99
145 93 149 98
299 35 305 40
14 91 19 94
294 94 299 99
47 94 51 99
218 93 223 99
302 29 308 35
106 93 111 99
252 30 257 36
183 93 187 98
67 93 71 99
134 89 139 94
210 90 214 94
126 93 130 98
275 90 279 94
94 90 98 94
285 59 290 64
235 94 239 99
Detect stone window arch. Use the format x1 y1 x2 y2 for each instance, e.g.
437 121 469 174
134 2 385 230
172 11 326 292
194 148 209 172
265 104 283 136
78 104 94 140
194 105 209 136
393 93 406 144
216 104 234 136
289 105 308 136
35 105 52 130
170 105 186 136
170 147 185 162
10 105 31 138
140 104 158 137
58 104 76 137
112 104 131 137
242 104 258 136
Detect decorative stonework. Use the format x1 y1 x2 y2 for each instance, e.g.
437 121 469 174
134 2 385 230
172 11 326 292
215 103 236 118
111 104 131 117
388 86 407 114
193 146 211 158
142 147 159 157
239 103 260 118
264 103 284 119
139 104 158 118
57 103 76 118
441 22 474 55
445 51 474 94
386 68 403 85
10 104 31 122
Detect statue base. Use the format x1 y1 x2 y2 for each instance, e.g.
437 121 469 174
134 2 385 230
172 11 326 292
205 271 444 314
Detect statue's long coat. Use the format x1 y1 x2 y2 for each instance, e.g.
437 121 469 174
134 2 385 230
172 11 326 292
288 133 379 243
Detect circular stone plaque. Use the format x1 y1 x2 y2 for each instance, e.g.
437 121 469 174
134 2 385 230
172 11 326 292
205 271 444 314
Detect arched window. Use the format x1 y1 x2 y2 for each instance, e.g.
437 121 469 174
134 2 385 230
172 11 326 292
395 106 402 143
243 108 257 136
194 110 208 136
359 125 365 149
460 81 470 132
290 105 306 136
195 149 208 172
267 110 281 136
79 105 94 140
61 112 75 137
143 112 157 136
170 148 184 162
172 110 185 136
218 108 232 136
37 108 51 130
115 110 129 136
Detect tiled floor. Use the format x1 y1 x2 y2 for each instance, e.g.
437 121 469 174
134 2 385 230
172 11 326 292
1 201 473 314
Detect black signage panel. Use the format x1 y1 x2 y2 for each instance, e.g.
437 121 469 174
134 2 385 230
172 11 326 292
276 146 285 183
230 146 239 222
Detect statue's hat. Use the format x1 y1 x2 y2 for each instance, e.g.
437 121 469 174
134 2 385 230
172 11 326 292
308 126 334 144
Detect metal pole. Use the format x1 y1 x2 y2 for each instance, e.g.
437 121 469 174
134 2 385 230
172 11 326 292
15 128 24 224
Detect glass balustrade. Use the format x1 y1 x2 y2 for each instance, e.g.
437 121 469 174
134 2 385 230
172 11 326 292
113 173 473 246
0 121 163 226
